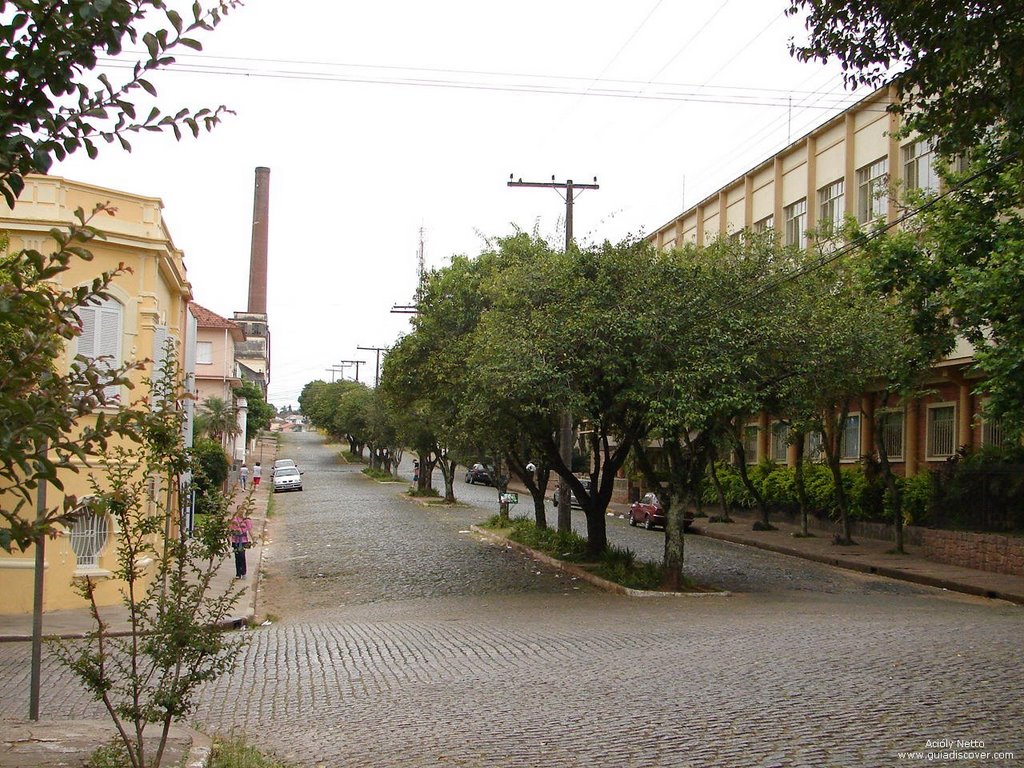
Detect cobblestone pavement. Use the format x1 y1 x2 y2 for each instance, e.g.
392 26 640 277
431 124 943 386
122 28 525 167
2 433 1022 767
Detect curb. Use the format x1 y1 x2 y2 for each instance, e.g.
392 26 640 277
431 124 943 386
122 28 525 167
691 526 1024 606
470 525 730 598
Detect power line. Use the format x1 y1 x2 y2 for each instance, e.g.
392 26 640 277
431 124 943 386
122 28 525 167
94 55 887 111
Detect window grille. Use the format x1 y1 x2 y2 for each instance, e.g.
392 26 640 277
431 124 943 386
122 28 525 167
771 422 790 462
69 504 109 570
840 414 861 460
927 406 956 457
743 425 758 463
879 411 904 460
982 415 1004 447
804 431 824 462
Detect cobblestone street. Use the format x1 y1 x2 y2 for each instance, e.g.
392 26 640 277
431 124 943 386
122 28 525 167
2 432 1022 767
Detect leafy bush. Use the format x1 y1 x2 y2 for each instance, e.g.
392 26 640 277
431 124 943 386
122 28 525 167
901 471 934 526
192 437 231 516
760 465 797 512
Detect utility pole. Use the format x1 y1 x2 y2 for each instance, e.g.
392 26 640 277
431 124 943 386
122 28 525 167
325 365 347 383
337 359 367 384
507 174 599 533
357 345 389 388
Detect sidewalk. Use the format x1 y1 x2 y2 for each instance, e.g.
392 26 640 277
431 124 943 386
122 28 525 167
0 446 275 768
511 483 1024 606
691 510 1024 605
0 439 276 642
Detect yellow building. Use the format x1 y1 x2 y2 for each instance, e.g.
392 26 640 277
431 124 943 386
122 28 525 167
647 85 998 476
0 175 192 614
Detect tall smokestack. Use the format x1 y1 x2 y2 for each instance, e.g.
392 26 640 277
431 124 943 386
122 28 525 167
247 166 270 314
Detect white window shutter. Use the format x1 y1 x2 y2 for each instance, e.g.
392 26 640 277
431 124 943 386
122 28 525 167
77 306 97 359
75 299 124 405
151 324 170 405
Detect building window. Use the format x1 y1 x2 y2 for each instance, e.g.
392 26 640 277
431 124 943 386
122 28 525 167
804 431 824 462
927 404 956 458
784 199 807 249
770 422 789 462
840 414 861 460
76 298 123 404
856 157 889 223
743 425 758 463
903 138 939 196
818 179 845 234
197 341 213 365
753 215 774 233
981 413 1005 447
69 502 109 571
878 410 905 460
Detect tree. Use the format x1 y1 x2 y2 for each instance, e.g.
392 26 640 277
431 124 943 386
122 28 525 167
469 235 665 557
788 0 1024 437
195 395 240 444
0 0 242 552
234 380 274 444
54 351 246 768
1 0 242 207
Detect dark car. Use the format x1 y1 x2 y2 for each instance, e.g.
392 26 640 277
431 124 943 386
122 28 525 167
552 478 592 508
465 463 493 485
628 492 693 531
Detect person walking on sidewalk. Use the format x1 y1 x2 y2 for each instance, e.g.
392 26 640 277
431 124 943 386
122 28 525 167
229 512 253 579
253 461 262 488
239 463 249 490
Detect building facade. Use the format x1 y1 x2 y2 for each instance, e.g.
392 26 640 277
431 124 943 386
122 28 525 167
647 85 997 476
190 302 248 464
0 175 192 614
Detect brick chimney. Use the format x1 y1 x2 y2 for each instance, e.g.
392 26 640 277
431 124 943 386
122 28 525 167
247 166 270 314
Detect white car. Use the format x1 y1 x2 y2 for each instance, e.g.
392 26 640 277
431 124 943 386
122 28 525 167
272 458 296 477
273 466 302 492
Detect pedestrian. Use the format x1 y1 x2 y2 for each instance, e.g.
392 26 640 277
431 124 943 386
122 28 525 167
253 461 262 487
413 459 419 483
228 512 253 579
239 463 249 490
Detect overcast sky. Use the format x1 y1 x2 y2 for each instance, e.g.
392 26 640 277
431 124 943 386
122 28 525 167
53 0 863 408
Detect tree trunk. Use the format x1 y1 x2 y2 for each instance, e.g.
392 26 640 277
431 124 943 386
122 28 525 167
825 400 855 544
793 431 811 536
505 449 548 529
733 437 771 529
662 489 686 591
707 446 732 522
874 395 904 553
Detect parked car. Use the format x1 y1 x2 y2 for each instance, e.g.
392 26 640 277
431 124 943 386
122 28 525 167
628 492 693 531
552 478 591 508
272 458 296 477
465 463 493 485
272 466 303 492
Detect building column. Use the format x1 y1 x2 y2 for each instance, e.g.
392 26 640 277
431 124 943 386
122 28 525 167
862 393 876 459
905 399 919 476
757 412 769 463
958 380 973 451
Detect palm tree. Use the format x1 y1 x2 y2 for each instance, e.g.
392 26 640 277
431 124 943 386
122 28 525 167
196 396 241 445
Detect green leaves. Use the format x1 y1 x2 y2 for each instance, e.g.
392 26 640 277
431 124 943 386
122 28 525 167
0 0 244 207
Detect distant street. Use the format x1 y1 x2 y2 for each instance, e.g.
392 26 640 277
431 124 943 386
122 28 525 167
1 431 1021 767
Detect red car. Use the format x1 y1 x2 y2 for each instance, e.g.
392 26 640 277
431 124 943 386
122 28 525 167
628 492 693 531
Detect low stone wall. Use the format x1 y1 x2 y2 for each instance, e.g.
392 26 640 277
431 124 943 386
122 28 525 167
917 528 1024 576
721 508 1024 577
